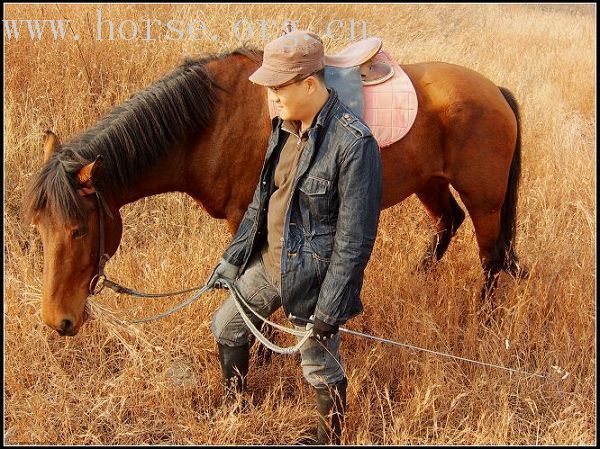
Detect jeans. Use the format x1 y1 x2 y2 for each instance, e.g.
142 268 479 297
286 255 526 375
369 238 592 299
211 250 345 388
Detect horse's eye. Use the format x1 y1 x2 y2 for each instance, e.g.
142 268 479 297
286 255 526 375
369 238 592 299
72 226 88 239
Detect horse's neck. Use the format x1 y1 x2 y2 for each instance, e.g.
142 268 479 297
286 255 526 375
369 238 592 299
112 142 188 209
181 55 271 227
110 53 270 228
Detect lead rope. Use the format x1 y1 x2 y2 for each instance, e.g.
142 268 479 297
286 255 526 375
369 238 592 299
82 168 557 381
223 280 548 379
127 285 211 324
97 275 552 379
224 280 313 354
201 281 551 380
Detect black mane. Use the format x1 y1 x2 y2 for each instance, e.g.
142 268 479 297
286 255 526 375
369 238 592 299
25 47 261 224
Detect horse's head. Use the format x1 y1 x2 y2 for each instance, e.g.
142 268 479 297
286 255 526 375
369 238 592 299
29 131 123 336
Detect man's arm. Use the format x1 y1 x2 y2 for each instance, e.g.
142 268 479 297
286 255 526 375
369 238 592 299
221 122 282 267
314 136 383 326
222 179 263 266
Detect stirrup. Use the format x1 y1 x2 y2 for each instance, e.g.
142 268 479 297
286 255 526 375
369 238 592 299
361 60 395 86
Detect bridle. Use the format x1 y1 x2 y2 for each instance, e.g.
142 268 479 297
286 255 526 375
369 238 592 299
76 186 211 323
77 186 113 296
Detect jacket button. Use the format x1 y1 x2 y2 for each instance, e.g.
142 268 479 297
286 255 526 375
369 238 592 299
262 181 267 185
344 113 351 120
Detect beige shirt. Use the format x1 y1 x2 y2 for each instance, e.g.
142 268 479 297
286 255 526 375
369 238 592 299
261 119 309 288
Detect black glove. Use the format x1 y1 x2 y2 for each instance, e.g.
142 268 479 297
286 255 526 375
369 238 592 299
312 316 339 341
206 258 240 289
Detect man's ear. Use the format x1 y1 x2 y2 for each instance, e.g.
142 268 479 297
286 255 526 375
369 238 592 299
43 130 61 163
306 76 319 94
76 155 104 187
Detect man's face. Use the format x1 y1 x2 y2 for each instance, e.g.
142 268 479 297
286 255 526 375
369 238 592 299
267 76 313 121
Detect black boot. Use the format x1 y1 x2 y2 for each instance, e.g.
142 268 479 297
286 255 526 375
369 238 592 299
315 377 347 445
217 342 250 410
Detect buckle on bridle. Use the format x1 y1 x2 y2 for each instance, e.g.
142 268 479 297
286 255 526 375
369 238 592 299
89 273 106 295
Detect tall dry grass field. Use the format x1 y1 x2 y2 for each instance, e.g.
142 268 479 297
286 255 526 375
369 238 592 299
3 3 596 445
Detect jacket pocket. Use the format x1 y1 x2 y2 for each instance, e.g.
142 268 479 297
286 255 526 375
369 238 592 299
298 175 329 196
298 175 331 236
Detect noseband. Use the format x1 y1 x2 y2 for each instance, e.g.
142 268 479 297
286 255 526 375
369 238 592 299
77 187 113 295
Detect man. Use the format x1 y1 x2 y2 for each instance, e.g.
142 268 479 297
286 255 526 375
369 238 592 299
206 30 383 444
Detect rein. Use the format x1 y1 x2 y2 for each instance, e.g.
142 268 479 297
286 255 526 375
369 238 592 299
79 188 555 380
79 187 208 323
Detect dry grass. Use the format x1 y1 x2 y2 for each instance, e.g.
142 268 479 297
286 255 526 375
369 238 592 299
3 3 596 445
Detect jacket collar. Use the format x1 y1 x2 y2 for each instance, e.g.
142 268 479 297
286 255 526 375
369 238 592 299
314 87 340 130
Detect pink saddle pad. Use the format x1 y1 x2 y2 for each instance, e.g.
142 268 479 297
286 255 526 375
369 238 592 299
363 51 418 148
267 50 418 149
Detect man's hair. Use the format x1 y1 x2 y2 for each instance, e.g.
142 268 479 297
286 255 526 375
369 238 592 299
312 68 325 84
290 68 326 86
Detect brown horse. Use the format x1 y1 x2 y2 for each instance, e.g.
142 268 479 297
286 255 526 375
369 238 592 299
24 47 527 336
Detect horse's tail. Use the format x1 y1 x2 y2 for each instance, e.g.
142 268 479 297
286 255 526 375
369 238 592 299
498 86 523 274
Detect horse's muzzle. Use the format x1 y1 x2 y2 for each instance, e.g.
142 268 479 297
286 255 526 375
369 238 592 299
56 318 77 336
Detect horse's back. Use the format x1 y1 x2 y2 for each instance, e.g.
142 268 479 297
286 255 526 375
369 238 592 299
379 61 518 207
402 62 514 118
400 61 517 151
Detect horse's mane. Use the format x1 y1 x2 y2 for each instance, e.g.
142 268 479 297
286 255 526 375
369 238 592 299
24 46 261 225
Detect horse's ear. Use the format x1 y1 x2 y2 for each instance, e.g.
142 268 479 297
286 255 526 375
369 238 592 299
76 155 104 187
43 130 61 163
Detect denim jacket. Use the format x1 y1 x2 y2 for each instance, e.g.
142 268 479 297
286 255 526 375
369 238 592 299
222 88 383 327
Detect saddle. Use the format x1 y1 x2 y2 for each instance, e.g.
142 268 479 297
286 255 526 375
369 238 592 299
267 37 418 148
324 37 394 85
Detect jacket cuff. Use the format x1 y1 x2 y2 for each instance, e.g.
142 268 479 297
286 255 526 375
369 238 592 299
313 309 338 327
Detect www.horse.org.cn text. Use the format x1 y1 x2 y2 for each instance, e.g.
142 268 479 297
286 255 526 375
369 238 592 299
3 9 369 43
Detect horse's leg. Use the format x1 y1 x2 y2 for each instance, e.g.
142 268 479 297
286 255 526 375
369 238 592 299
468 211 505 304
454 172 508 305
416 178 466 272
443 86 526 304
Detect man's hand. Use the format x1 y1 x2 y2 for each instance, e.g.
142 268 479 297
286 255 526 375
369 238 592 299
312 317 339 341
206 258 240 289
